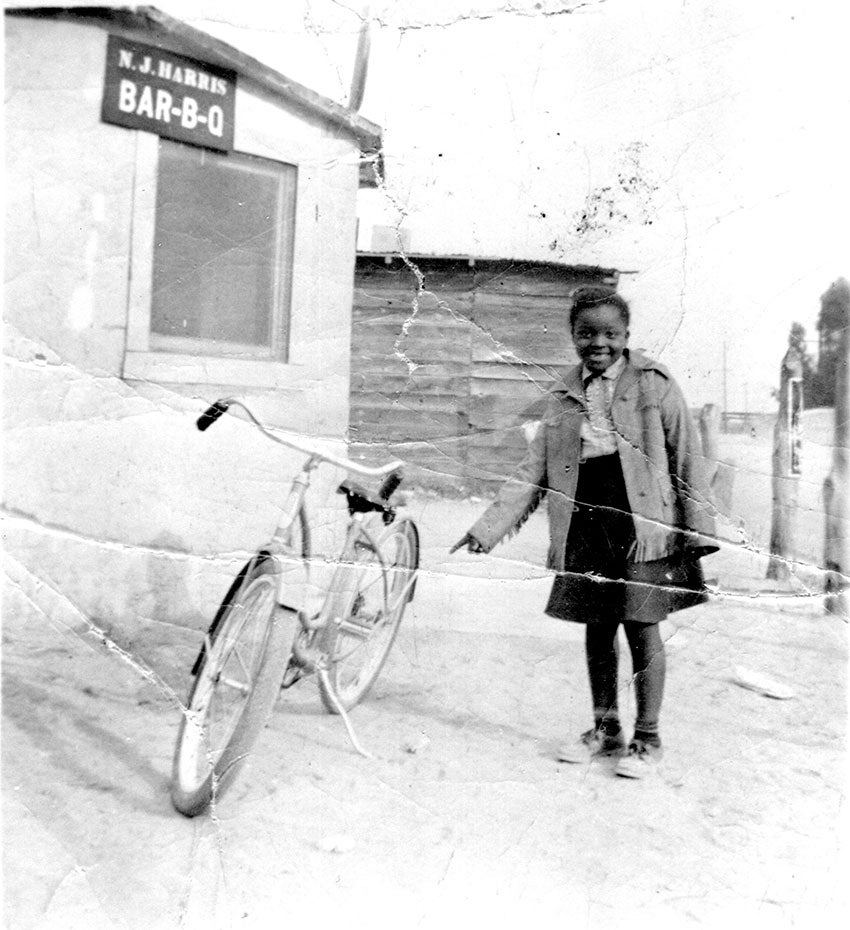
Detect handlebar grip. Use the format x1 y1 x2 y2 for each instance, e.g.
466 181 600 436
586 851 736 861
196 401 231 432
378 470 402 501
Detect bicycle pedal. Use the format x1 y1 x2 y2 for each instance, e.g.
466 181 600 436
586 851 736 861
280 662 305 689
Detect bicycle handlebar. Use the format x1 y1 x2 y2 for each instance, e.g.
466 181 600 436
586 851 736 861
378 471 403 501
196 401 231 431
196 398 405 479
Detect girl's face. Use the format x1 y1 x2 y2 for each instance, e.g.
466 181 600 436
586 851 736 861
571 304 629 373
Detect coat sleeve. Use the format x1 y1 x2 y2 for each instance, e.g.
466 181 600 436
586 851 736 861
466 418 549 553
657 373 720 558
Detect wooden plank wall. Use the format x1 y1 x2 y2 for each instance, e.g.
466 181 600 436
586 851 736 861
350 256 614 490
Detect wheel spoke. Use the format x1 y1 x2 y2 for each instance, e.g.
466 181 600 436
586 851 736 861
219 676 251 694
230 642 254 683
385 572 415 613
174 573 276 795
352 570 384 599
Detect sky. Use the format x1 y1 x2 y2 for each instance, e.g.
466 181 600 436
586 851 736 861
15 0 847 409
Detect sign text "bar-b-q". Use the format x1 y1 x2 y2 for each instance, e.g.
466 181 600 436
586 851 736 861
101 36 236 152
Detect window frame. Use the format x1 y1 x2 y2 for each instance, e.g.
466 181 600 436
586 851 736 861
147 141 295 362
123 132 303 388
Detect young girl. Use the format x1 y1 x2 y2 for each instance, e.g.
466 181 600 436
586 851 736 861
452 286 717 778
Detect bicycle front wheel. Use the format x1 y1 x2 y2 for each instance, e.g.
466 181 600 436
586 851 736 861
319 518 419 713
170 556 292 817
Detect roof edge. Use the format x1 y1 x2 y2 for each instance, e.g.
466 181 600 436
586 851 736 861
356 251 623 277
6 4 383 153
138 6 382 153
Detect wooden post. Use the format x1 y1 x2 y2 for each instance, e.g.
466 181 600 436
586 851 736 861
700 402 735 514
699 403 721 472
766 345 803 581
824 313 849 618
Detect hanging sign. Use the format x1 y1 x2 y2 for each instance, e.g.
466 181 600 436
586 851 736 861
101 36 236 152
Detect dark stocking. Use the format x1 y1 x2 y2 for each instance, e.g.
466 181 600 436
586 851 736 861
623 621 665 745
584 620 621 734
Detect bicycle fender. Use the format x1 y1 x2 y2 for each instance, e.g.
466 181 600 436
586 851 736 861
405 519 420 602
391 518 420 603
190 552 271 676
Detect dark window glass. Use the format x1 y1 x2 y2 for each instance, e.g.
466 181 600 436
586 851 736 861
150 141 296 360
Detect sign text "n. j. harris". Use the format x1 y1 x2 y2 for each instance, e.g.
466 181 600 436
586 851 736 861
118 48 229 97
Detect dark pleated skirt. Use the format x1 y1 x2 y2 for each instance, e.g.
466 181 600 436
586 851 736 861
545 454 708 625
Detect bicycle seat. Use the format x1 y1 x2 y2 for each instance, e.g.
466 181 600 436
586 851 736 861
337 479 393 514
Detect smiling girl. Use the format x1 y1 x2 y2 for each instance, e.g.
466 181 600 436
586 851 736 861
452 286 718 778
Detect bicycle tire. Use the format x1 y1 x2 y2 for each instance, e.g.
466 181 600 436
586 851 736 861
170 556 294 817
318 518 419 713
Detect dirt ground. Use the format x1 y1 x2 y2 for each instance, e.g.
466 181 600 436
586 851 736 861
3 424 848 930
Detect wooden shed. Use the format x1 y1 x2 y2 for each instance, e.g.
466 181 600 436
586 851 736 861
350 253 620 490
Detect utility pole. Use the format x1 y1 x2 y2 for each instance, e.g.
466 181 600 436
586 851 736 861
348 6 371 112
766 342 803 581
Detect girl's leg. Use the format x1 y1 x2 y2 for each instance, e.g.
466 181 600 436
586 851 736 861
585 619 622 735
622 621 666 746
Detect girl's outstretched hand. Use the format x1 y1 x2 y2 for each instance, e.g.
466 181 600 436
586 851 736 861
450 532 485 554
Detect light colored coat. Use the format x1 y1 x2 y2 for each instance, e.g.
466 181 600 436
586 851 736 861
469 350 719 570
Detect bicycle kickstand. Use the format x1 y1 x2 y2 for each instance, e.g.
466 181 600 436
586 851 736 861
316 660 375 761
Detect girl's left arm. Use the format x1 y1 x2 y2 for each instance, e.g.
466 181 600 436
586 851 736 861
658 375 720 558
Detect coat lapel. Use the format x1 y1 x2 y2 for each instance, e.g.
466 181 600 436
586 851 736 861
613 360 639 404
551 364 585 406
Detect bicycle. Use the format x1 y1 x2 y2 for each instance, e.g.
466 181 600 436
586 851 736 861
170 399 420 817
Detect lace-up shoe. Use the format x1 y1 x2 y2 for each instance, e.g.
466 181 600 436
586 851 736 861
615 739 663 778
557 728 625 764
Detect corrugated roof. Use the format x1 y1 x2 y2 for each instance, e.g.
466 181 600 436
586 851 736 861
357 251 627 277
5 4 383 155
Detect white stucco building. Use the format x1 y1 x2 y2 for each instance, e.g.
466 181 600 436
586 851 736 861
4 6 382 640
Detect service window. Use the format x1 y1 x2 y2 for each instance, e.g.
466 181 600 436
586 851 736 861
148 139 296 361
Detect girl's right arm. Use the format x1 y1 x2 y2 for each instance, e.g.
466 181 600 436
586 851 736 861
449 532 485 554
454 420 549 554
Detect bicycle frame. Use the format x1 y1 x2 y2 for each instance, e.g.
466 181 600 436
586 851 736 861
206 398 406 676
287 514 391 673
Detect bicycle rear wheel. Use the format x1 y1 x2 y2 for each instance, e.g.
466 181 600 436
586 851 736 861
319 518 419 713
170 556 293 817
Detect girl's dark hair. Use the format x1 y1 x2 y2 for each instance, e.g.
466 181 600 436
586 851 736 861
569 286 630 330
